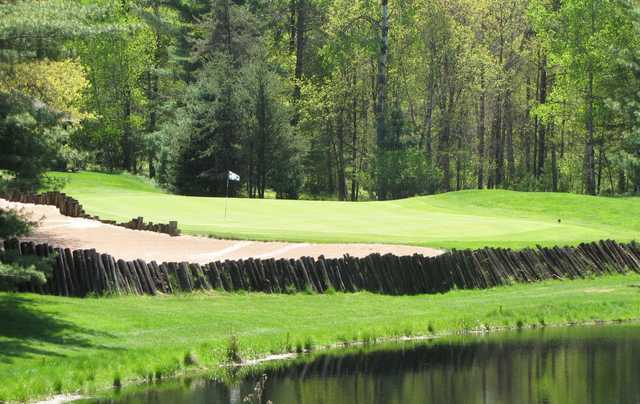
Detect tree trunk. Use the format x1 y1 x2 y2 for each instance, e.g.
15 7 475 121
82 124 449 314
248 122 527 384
256 77 268 199
375 0 389 200
488 96 502 188
146 0 162 179
351 74 359 201
438 86 455 193
495 104 504 187
122 84 134 172
596 144 604 195
455 129 462 191
617 169 626 194
288 0 296 53
222 0 232 54
326 122 335 194
424 39 437 163
291 0 305 126
584 69 596 195
551 142 558 192
536 54 548 179
146 58 157 178
336 108 347 201
439 121 451 192
524 76 532 175
477 71 485 189
506 96 515 186
533 63 540 177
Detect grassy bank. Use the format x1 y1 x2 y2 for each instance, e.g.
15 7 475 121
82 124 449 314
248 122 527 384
1 274 639 402
45 171 640 249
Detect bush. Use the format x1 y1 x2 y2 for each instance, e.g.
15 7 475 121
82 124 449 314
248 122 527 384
0 209 32 239
374 149 439 200
183 351 200 367
225 335 242 364
0 92 62 192
0 259 50 290
303 336 314 352
41 174 69 192
0 209 52 291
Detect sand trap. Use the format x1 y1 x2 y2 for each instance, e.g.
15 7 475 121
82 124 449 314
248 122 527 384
0 199 443 263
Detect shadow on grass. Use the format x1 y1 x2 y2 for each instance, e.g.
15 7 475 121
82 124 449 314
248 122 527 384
0 294 115 364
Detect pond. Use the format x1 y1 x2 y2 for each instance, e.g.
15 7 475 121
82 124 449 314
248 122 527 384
79 324 640 404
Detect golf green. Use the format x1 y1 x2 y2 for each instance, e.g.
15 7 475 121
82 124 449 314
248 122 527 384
46 171 640 249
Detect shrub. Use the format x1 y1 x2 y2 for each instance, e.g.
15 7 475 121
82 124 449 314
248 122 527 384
183 351 200 367
0 209 53 291
113 373 122 388
303 337 314 352
284 332 293 353
226 335 242 364
0 208 32 239
324 287 337 295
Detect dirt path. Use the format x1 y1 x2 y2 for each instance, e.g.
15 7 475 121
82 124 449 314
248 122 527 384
1 199 443 263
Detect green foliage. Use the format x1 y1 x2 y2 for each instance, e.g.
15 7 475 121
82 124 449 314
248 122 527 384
530 0 640 193
0 260 49 291
164 3 302 198
183 351 200 367
0 92 61 190
0 209 32 239
4 0 640 199
169 56 244 195
0 209 52 291
0 0 114 59
0 1 115 187
374 149 438 198
226 334 242 364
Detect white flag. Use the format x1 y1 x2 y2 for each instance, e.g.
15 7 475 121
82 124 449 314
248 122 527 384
228 171 240 181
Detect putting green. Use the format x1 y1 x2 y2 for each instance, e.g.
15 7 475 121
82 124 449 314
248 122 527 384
46 171 640 249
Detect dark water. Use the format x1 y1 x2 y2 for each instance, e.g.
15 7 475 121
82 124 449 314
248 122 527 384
81 324 640 404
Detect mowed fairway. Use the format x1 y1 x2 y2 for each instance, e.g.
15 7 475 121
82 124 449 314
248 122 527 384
47 171 640 249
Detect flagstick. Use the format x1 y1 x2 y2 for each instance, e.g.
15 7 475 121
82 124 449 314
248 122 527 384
224 174 229 220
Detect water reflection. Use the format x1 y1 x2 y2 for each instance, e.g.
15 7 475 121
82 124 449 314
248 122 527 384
81 324 640 404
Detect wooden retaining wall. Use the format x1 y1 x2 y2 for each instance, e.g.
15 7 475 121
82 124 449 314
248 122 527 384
3 238 640 297
1 191 180 236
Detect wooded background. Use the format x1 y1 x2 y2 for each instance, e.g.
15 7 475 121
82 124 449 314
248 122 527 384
1 0 639 199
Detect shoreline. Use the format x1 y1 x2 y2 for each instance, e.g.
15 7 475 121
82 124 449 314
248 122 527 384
5 273 636 403
34 317 640 404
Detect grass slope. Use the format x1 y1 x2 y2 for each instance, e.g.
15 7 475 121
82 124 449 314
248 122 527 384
47 171 640 249
1 274 639 402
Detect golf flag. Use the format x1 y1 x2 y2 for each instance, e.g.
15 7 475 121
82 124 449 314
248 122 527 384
228 171 240 182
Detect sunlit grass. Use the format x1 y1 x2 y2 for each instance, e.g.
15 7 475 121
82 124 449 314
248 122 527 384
1 274 640 401
45 171 640 249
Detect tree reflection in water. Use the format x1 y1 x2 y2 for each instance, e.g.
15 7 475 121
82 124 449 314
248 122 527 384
82 324 640 404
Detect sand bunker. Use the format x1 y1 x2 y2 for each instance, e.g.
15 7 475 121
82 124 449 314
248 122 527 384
0 199 443 263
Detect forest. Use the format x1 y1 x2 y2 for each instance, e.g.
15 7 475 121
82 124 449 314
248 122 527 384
1 0 640 200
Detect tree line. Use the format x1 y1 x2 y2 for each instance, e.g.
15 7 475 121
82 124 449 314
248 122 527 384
1 0 639 200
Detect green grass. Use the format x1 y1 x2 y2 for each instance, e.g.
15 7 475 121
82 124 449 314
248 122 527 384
7 172 634 402
46 171 640 249
1 274 639 402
